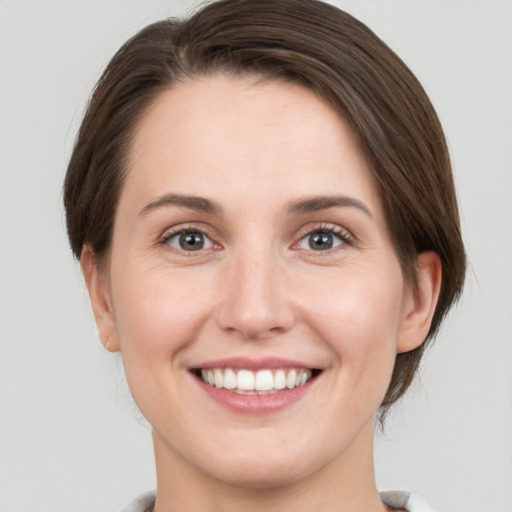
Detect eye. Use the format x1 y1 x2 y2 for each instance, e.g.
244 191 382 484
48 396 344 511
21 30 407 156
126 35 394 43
165 230 213 251
297 228 347 251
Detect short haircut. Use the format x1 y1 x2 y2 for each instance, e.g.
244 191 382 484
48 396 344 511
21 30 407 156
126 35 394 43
64 0 466 419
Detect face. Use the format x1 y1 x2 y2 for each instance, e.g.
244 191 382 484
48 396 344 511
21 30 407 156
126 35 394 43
85 75 436 488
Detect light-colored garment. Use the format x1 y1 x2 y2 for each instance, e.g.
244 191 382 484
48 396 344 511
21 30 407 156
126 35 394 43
120 491 155 512
120 490 435 511
381 490 435 511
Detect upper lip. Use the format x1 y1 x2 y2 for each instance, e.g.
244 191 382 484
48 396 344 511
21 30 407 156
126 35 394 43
191 357 319 371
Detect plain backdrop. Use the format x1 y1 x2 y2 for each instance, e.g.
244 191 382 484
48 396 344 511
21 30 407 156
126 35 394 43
1 1 511 511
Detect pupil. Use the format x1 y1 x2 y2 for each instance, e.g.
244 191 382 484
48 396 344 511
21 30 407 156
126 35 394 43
180 232 204 251
310 233 333 250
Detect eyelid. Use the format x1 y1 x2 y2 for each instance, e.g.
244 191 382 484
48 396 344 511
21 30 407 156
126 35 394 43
159 224 222 252
292 223 355 252
157 222 354 255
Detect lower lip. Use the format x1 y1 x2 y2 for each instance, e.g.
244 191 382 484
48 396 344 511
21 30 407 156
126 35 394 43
194 375 316 414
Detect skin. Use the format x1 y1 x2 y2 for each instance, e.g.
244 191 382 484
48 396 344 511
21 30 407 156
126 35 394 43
82 75 441 512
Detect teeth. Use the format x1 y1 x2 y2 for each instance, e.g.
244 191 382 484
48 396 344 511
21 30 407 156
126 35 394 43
214 369 223 388
223 368 237 389
286 369 297 389
237 369 255 390
255 369 273 391
200 368 314 393
274 369 286 390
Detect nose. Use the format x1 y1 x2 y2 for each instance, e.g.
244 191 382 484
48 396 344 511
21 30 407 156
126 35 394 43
216 245 295 340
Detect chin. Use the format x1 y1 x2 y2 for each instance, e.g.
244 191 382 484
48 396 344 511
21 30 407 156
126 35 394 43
186 432 339 491
203 456 313 490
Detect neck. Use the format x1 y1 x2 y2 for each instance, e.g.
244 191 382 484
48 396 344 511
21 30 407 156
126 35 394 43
152 419 390 512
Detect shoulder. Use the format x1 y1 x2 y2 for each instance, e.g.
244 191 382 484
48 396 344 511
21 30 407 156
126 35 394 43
119 491 156 512
380 490 436 512
120 490 434 512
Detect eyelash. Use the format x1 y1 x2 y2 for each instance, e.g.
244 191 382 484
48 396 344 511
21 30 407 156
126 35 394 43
159 224 218 254
159 223 354 255
294 224 354 254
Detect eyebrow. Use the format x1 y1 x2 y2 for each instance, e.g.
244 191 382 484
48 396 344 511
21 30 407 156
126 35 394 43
139 194 222 216
287 195 373 218
139 193 372 219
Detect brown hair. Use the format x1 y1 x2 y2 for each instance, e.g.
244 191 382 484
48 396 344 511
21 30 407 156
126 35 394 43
63 0 466 418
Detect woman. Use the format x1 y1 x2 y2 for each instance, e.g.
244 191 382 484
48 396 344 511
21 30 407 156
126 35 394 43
63 0 466 510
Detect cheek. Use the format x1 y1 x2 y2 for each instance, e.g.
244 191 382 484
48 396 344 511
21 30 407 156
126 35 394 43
111 262 217 359
109 263 221 420
298 264 404 390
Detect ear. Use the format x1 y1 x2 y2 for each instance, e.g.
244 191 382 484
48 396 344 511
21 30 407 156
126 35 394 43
80 245 120 352
396 251 442 354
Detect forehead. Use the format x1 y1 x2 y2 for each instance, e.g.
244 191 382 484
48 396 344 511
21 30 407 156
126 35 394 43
122 74 383 219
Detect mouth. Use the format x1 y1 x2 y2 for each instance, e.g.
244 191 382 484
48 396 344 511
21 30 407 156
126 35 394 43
192 367 321 395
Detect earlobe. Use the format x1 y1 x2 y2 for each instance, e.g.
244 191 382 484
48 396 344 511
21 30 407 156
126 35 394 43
80 246 120 352
397 251 442 354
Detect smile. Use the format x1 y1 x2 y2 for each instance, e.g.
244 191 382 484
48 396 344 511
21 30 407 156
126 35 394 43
197 368 315 395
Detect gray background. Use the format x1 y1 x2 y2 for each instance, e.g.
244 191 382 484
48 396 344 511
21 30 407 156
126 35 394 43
1 1 511 511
